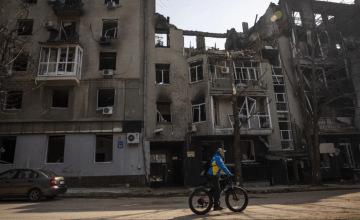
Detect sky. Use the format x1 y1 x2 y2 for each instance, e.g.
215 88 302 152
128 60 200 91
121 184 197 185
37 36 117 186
155 0 354 49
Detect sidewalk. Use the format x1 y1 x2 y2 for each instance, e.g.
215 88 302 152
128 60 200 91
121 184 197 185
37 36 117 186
60 183 360 198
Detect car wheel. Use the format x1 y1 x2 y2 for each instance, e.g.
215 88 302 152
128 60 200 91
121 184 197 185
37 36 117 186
28 188 43 202
46 195 57 200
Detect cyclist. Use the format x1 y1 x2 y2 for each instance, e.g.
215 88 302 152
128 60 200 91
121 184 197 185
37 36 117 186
207 148 233 211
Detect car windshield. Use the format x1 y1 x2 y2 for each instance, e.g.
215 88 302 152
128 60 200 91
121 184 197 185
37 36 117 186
38 170 57 177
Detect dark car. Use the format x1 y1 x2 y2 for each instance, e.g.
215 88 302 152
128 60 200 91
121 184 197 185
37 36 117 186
0 168 67 202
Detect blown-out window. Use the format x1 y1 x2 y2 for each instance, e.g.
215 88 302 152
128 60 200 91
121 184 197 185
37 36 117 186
17 20 33 36
46 136 65 164
102 20 118 37
0 136 17 165
99 52 117 70
240 141 255 162
95 135 113 163
4 91 23 110
97 89 115 108
157 102 171 123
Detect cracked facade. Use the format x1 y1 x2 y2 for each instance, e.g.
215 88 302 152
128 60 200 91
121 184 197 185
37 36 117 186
1 0 360 187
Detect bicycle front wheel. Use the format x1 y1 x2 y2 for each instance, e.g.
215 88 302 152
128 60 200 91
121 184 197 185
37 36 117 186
225 187 248 212
188 189 213 215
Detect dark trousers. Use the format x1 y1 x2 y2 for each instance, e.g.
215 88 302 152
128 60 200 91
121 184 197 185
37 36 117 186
208 175 220 206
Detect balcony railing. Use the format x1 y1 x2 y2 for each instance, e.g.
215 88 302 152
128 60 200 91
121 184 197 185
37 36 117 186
53 0 84 16
318 117 357 133
47 30 79 43
211 78 266 91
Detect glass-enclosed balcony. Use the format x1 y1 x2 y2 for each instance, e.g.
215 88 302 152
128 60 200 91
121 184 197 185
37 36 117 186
36 46 83 86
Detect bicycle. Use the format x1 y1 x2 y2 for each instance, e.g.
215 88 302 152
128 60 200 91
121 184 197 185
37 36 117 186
188 175 248 215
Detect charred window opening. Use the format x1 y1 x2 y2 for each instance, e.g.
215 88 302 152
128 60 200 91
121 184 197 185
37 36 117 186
292 11 302 26
102 20 118 38
155 29 169 47
0 136 17 165
157 102 171 123
17 20 33 36
192 99 206 123
46 136 65 163
12 53 28 71
155 64 170 85
60 21 76 41
4 91 23 110
97 89 115 108
95 135 113 163
189 60 204 83
314 14 323 27
99 52 116 70
52 89 69 108
262 49 280 66
104 0 119 4
240 141 255 161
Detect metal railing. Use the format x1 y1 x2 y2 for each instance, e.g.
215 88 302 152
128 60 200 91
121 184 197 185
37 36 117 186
54 0 83 8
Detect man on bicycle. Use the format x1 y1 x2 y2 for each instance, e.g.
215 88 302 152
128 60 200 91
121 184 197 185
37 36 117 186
207 148 233 211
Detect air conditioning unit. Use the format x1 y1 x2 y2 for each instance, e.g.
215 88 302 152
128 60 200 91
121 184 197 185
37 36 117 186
221 67 230 74
127 133 140 144
103 107 113 115
107 1 117 8
44 21 53 29
102 69 113 77
187 124 197 132
99 36 111 44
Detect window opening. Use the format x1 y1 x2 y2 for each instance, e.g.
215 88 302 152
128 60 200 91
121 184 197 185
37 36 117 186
184 36 196 48
99 52 117 70
97 89 115 108
155 64 170 85
95 135 113 163
314 14 323 26
293 11 302 26
157 103 171 123
52 89 69 108
104 0 119 4
4 91 23 110
60 21 76 41
320 154 331 168
155 29 169 47
192 102 206 123
328 15 334 21
240 141 255 162
17 20 33 36
0 136 17 164
46 136 65 163
102 20 118 38
189 60 204 83
22 0 37 3
12 53 28 71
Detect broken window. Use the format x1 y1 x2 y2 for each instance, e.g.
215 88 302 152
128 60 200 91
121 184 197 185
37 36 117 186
12 53 28 71
95 135 113 163
292 11 302 26
60 21 77 41
189 60 204 83
279 122 292 141
104 0 119 4
102 20 118 38
192 101 206 123
17 20 33 36
155 64 170 85
240 141 255 162
155 28 169 47
52 89 69 108
234 62 261 87
0 136 17 165
46 136 65 163
157 102 171 123
314 14 323 26
4 91 23 110
99 52 117 70
97 89 115 108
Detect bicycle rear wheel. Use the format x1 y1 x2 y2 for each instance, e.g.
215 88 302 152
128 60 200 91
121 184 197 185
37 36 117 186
225 187 248 212
188 189 213 215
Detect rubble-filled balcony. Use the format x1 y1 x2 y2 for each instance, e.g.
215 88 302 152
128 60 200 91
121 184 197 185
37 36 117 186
212 96 273 135
52 0 84 16
36 46 83 86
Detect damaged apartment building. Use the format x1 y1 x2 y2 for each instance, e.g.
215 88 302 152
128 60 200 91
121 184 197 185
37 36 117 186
147 0 360 187
1 0 360 188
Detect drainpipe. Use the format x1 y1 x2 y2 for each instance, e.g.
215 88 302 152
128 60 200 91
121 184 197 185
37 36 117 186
142 0 150 185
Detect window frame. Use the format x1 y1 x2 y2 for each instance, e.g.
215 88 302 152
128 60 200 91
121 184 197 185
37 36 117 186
156 102 172 123
99 52 117 70
192 103 206 124
51 89 70 109
0 136 17 165
102 19 118 38
189 64 204 84
45 135 66 164
240 140 255 162
3 91 23 111
94 134 113 164
17 19 34 36
97 88 116 109
155 64 170 85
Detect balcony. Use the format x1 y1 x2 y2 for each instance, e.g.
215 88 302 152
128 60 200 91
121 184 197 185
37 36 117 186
47 29 79 43
53 0 84 16
36 45 83 86
318 117 358 134
210 78 266 93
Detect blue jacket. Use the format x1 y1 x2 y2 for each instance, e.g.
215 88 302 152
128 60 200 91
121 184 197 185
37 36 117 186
207 153 232 177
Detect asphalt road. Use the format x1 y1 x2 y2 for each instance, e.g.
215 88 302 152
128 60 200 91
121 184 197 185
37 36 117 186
1 190 360 219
